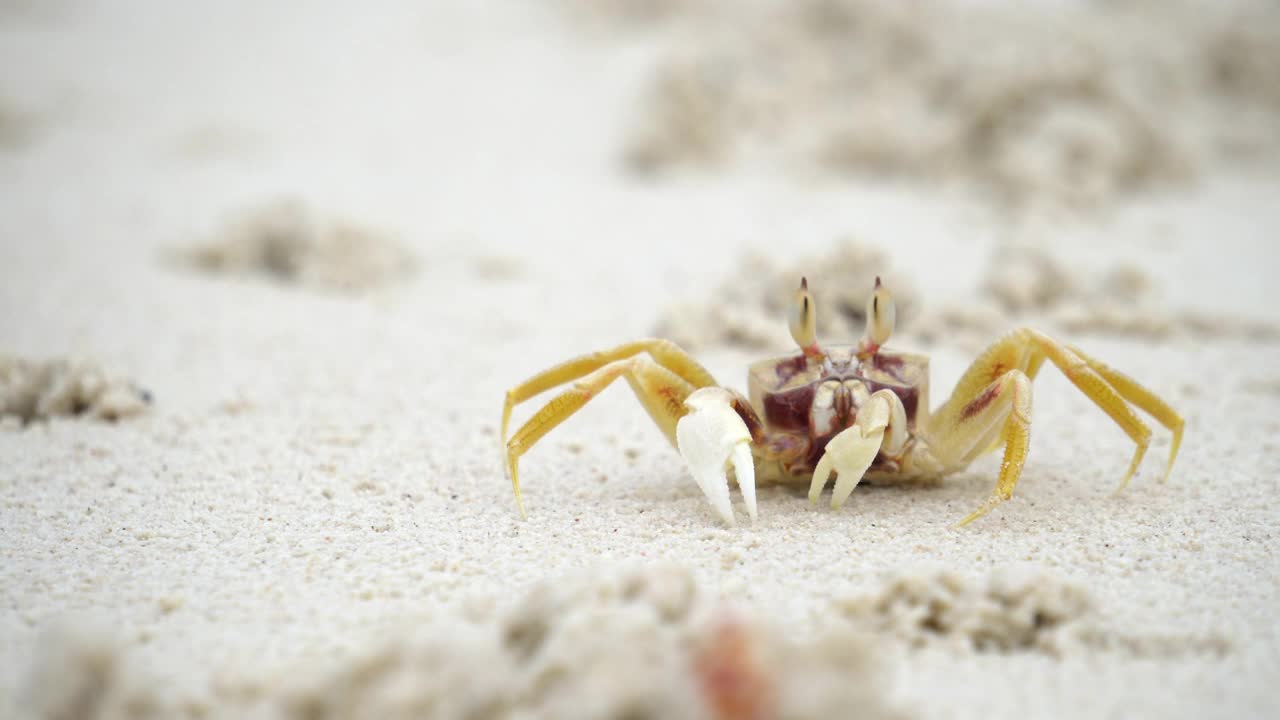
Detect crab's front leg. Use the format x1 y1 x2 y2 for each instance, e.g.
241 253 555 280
676 387 760 526
808 389 908 510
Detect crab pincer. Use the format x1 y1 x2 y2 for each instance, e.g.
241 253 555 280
808 388 907 510
677 387 758 525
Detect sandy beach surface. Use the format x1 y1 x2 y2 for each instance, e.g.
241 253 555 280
2 2 1279 718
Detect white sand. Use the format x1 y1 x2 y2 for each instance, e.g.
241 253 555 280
2 1 1279 718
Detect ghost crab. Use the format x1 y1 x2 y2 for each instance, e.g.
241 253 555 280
501 278 1184 526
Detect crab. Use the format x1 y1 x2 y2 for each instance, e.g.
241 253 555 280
501 278 1184 526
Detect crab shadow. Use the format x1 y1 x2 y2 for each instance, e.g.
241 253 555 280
771 474 970 516
623 462 1002 527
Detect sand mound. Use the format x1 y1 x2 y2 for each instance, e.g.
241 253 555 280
20 566 909 720
655 239 1280 354
835 568 1230 659
18 565 1231 718
620 0 1280 210
559 0 694 28
172 199 415 293
0 356 151 426
0 97 35 150
913 243 1280 347
22 624 161 720
288 564 907 720
836 568 1096 655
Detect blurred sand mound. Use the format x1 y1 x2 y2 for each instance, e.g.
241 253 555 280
915 243 1280 347
21 565 1227 719
287 563 906 720
0 355 151 426
656 239 918 351
656 239 1280 353
835 567 1230 658
21 566 908 720
837 568 1097 655
0 97 35 150
619 0 1280 210
23 625 162 720
173 199 415 293
560 0 695 27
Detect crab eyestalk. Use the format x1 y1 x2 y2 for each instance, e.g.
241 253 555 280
789 277 823 359
859 277 895 357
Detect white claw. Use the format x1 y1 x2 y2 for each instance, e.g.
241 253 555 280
809 390 904 511
830 432 882 509
809 424 885 509
677 387 757 526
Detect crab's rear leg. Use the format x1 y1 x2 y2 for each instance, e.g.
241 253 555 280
929 327 1182 524
942 330 1159 481
1065 344 1184 483
504 355 696 517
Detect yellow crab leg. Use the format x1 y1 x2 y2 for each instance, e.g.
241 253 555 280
935 328 1155 495
501 338 717 445
504 356 696 517
1066 344 1184 483
927 370 1033 526
1017 330 1153 492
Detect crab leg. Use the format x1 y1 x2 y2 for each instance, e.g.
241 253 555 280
929 327 1181 524
1065 344 1184 483
927 371 1033 526
808 389 908 510
501 338 718 445
504 356 697 517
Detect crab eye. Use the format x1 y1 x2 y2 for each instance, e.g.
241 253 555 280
866 277 895 346
789 277 818 352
